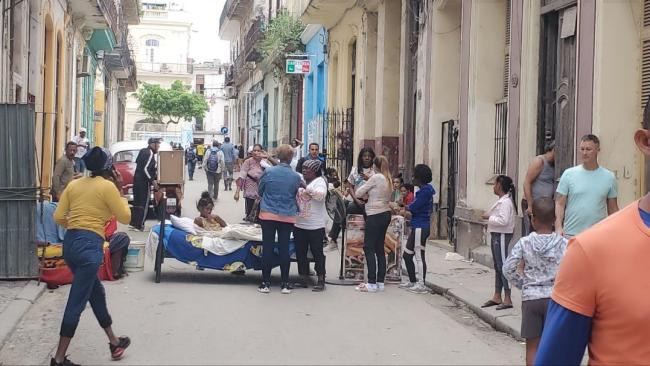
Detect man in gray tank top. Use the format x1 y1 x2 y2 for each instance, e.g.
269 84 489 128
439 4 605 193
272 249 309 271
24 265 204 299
522 141 556 235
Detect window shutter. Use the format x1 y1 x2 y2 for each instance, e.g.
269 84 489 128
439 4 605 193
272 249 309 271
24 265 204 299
503 0 511 98
643 1 650 109
642 40 650 109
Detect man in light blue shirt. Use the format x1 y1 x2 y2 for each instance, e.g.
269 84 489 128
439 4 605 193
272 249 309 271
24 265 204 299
555 134 619 237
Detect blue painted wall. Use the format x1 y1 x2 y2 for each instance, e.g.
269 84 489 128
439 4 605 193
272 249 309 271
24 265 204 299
303 27 328 154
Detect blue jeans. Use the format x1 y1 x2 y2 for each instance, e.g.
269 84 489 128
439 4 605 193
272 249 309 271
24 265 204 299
60 229 112 337
73 157 85 173
187 161 196 180
260 219 293 285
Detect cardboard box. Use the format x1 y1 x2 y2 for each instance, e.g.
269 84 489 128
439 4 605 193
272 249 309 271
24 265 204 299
158 151 184 185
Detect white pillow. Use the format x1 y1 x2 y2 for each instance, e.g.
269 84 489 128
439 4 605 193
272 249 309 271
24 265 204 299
170 215 197 235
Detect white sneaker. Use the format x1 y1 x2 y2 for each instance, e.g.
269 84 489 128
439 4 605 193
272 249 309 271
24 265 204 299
281 284 292 294
408 283 430 294
377 282 385 292
258 283 270 293
399 281 415 289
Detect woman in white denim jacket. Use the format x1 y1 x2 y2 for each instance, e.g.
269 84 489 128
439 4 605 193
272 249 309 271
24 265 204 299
481 175 517 310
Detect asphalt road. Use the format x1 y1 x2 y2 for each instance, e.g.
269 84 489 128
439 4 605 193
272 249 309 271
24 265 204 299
0 168 524 365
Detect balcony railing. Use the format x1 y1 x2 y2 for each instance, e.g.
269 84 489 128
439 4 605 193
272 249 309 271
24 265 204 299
244 17 265 62
143 9 168 19
98 0 121 42
136 62 193 74
225 65 235 86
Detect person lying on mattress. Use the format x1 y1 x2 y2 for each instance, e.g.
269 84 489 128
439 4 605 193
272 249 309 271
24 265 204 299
194 191 228 231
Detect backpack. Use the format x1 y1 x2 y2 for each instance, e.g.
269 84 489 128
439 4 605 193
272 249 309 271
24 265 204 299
206 150 220 172
185 148 196 162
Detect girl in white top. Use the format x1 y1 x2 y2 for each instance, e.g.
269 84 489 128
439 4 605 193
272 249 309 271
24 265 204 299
294 160 328 291
481 175 518 310
350 155 392 293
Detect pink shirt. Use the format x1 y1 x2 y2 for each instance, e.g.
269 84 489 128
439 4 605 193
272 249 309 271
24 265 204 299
237 158 264 199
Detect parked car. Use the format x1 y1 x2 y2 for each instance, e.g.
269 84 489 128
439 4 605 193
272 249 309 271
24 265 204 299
109 140 173 202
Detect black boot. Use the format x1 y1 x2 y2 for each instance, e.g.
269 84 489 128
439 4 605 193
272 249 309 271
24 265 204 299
312 275 325 292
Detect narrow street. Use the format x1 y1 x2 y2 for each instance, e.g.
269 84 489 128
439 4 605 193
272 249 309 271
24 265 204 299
0 171 523 365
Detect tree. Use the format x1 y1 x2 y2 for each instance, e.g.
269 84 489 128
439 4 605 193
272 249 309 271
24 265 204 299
135 80 209 125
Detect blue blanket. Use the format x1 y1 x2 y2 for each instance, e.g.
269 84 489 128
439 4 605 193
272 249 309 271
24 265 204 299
152 224 296 271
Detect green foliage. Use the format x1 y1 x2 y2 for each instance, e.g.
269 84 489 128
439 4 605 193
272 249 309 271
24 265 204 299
258 11 305 79
135 80 209 124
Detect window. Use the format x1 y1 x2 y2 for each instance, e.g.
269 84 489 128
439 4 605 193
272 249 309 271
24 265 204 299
145 39 159 47
145 39 160 62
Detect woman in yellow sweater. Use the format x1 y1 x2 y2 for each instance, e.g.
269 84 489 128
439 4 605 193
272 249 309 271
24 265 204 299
51 147 132 366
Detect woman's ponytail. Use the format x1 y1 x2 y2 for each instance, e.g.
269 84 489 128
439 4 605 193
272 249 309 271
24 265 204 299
497 175 518 214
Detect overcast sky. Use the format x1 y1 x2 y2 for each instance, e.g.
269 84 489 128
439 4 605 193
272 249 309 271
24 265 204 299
186 0 231 63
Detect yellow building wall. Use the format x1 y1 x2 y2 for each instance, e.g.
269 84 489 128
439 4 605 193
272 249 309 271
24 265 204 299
592 0 643 205
94 90 105 147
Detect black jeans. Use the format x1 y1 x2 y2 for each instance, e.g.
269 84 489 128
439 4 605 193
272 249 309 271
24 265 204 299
260 219 293 285
404 227 429 283
490 232 513 294
245 197 256 217
294 227 326 276
130 178 150 230
363 211 391 284
328 200 364 241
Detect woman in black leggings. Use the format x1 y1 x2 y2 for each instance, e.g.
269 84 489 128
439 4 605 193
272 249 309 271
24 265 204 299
349 155 393 292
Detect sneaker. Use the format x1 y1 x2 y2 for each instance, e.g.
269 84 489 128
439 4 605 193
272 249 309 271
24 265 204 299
109 336 131 360
50 357 80 366
399 281 416 289
377 282 385 292
408 283 430 294
258 283 270 293
355 283 377 293
281 283 292 294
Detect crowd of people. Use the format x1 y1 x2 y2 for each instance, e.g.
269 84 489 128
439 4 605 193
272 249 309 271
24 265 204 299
42 101 650 365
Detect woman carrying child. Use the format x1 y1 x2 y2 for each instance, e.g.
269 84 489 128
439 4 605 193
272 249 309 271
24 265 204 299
293 160 328 291
481 175 517 310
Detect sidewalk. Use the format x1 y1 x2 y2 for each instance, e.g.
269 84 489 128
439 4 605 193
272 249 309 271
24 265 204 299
423 243 523 341
0 281 46 349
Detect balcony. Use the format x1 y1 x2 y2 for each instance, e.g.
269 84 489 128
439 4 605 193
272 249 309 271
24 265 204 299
219 0 253 39
224 65 235 86
244 17 265 62
136 62 194 75
69 0 140 51
301 0 356 28
105 43 138 91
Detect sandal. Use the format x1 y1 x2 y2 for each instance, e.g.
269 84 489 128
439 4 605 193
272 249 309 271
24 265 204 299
481 300 502 308
496 303 513 310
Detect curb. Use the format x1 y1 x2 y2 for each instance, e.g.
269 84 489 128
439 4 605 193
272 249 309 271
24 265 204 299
424 278 523 341
0 281 46 349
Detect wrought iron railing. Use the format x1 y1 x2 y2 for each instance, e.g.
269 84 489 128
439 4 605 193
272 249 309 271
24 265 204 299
320 108 354 183
244 17 265 62
493 100 508 175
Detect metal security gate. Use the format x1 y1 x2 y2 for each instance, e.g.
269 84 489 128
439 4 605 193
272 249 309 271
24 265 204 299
0 104 39 279
321 108 354 182
437 120 458 248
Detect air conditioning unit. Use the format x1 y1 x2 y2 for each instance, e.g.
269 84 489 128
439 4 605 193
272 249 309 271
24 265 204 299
77 55 92 77
225 86 237 99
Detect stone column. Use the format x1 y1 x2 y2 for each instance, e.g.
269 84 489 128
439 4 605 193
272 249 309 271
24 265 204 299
374 0 401 172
